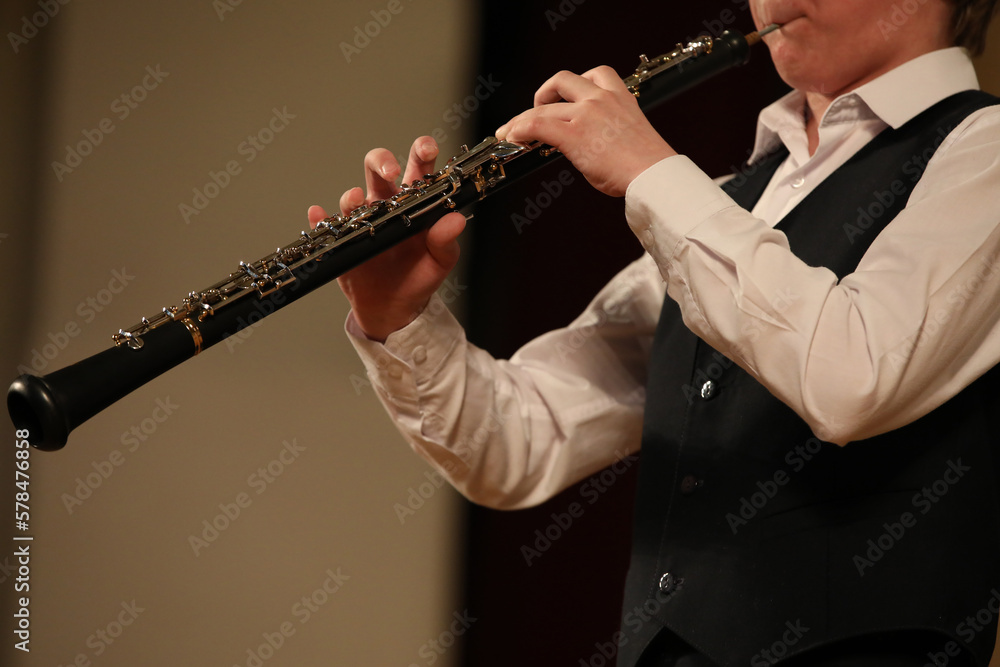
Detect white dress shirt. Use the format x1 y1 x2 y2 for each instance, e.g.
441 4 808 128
347 47 1000 509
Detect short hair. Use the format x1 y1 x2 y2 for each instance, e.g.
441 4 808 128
951 0 999 55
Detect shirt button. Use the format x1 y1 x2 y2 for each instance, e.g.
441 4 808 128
659 572 678 594
412 346 427 364
680 475 703 495
388 365 403 380
791 176 806 189
700 380 716 400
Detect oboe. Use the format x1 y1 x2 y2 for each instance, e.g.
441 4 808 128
8 26 779 451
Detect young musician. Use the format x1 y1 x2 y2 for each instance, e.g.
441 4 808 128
309 1 1000 664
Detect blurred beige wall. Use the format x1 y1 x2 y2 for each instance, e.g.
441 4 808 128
4 1 477 666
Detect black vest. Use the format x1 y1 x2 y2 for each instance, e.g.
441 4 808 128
621 90 1000 667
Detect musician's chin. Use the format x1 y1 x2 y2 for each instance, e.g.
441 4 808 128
761 15 807 62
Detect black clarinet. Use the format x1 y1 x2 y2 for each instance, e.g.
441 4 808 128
7 26 779 451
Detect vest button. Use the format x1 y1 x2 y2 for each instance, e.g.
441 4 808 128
658 572 677 594
680 475 703 495
700 380 717 400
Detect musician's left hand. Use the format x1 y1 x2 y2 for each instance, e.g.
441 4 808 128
495 65 677 197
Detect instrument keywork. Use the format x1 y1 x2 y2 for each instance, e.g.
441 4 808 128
7 26 778 451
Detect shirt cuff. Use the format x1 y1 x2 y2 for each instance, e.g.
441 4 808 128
624 154 741 268
344 293 464 400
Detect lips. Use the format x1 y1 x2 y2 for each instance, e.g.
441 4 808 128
756 0 806 29
772 14 805 28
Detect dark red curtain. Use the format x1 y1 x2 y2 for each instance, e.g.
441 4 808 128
458 1 789 665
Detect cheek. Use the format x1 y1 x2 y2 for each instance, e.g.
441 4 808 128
748 0 763 29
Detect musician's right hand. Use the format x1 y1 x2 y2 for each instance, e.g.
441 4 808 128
308 137 466 342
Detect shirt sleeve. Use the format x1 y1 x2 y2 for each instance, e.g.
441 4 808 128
624 106 1000 445
345 253 665 509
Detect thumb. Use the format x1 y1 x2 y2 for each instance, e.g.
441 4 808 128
425 212 467 271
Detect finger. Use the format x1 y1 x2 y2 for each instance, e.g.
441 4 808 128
498 105 576 145
307 204 328 230
497 103 570 140
580 65 626 91
424 212 467 270
402 136 440 186
533 69 603 107
363 148 401 203
339 187 365 216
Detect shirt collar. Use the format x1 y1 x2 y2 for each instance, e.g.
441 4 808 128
747 47 980 164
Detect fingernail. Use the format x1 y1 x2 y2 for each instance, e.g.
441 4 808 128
496 124 508 138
